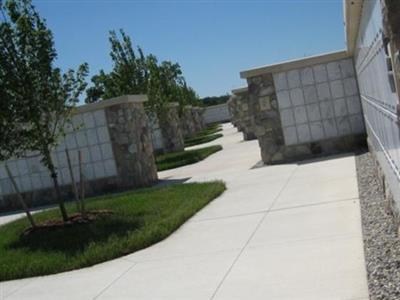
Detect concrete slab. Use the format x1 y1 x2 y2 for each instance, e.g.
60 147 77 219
213 237 368 300
249 199 363 247
6 258 135 300
96 251 239 300
125 214 263 262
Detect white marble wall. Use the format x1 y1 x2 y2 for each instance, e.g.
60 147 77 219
0 108 117 197
203 103 231 124
274 58 365 146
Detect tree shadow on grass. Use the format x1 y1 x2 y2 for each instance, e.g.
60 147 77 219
9 216 143 256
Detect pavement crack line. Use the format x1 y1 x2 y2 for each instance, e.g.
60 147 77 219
209 166 299 300
92 262 137 300
192 197 359 223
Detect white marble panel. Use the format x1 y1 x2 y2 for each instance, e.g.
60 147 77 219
290 88 305 106
277 90 291 108
330 80 345 99
310 121 325 140
297 124 311 143
303 85 318 104
313 64 328 83
300 67 314 86
323 119 338 138
327 61 342 80
280 108 295 127
283 126 298 145
273 72 288 91
306 104 321 122
287 70 301 89
316 82 331 101
333 98 348 117
294 106 308 124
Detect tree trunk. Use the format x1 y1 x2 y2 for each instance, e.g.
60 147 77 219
44 148 68 222
65 149 82 212
5 165 36 228
78 150 86 218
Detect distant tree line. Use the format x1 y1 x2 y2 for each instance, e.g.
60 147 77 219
200 94 230 107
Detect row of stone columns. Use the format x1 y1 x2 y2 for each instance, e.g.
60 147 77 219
180 105 206 139
148 104 206 154
228 87 256 141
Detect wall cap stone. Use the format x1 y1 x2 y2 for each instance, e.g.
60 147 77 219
240 50 351 78
77 94 148 113
231 87 248 95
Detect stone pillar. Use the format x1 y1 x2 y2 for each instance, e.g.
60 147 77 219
181 105 196 138
191 106 205 132
159 103 185 153
232 87 257 141
105 95 158 188
246 74 285 164
227 96 242 131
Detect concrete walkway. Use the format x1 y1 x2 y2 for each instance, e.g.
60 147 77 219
0 123 369 300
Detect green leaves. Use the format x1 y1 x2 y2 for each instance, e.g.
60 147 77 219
84 29 200 113
0 0 88 160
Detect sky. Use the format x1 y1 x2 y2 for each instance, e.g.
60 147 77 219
33 0 346 98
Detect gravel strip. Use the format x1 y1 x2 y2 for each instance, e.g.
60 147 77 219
355 152 400 299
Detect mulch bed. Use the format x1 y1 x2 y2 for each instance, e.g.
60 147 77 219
22 210 113 236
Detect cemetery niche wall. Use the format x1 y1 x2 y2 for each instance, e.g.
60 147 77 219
240 51 366 164
0 95 158 212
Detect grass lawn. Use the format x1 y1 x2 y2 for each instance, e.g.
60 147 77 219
0 181 226 281
184 124 223 147
184 133 223 147
198 124 222 136
156 145 222 171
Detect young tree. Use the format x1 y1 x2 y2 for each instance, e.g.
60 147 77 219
85 29 198 110
0 0 88 222
86 29 147 103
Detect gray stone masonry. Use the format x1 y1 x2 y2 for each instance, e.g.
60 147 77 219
159 103 185 153
180 105 197 138
232 87 256 141
105 96 158 188
191 106 206 133
227 96 243 132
